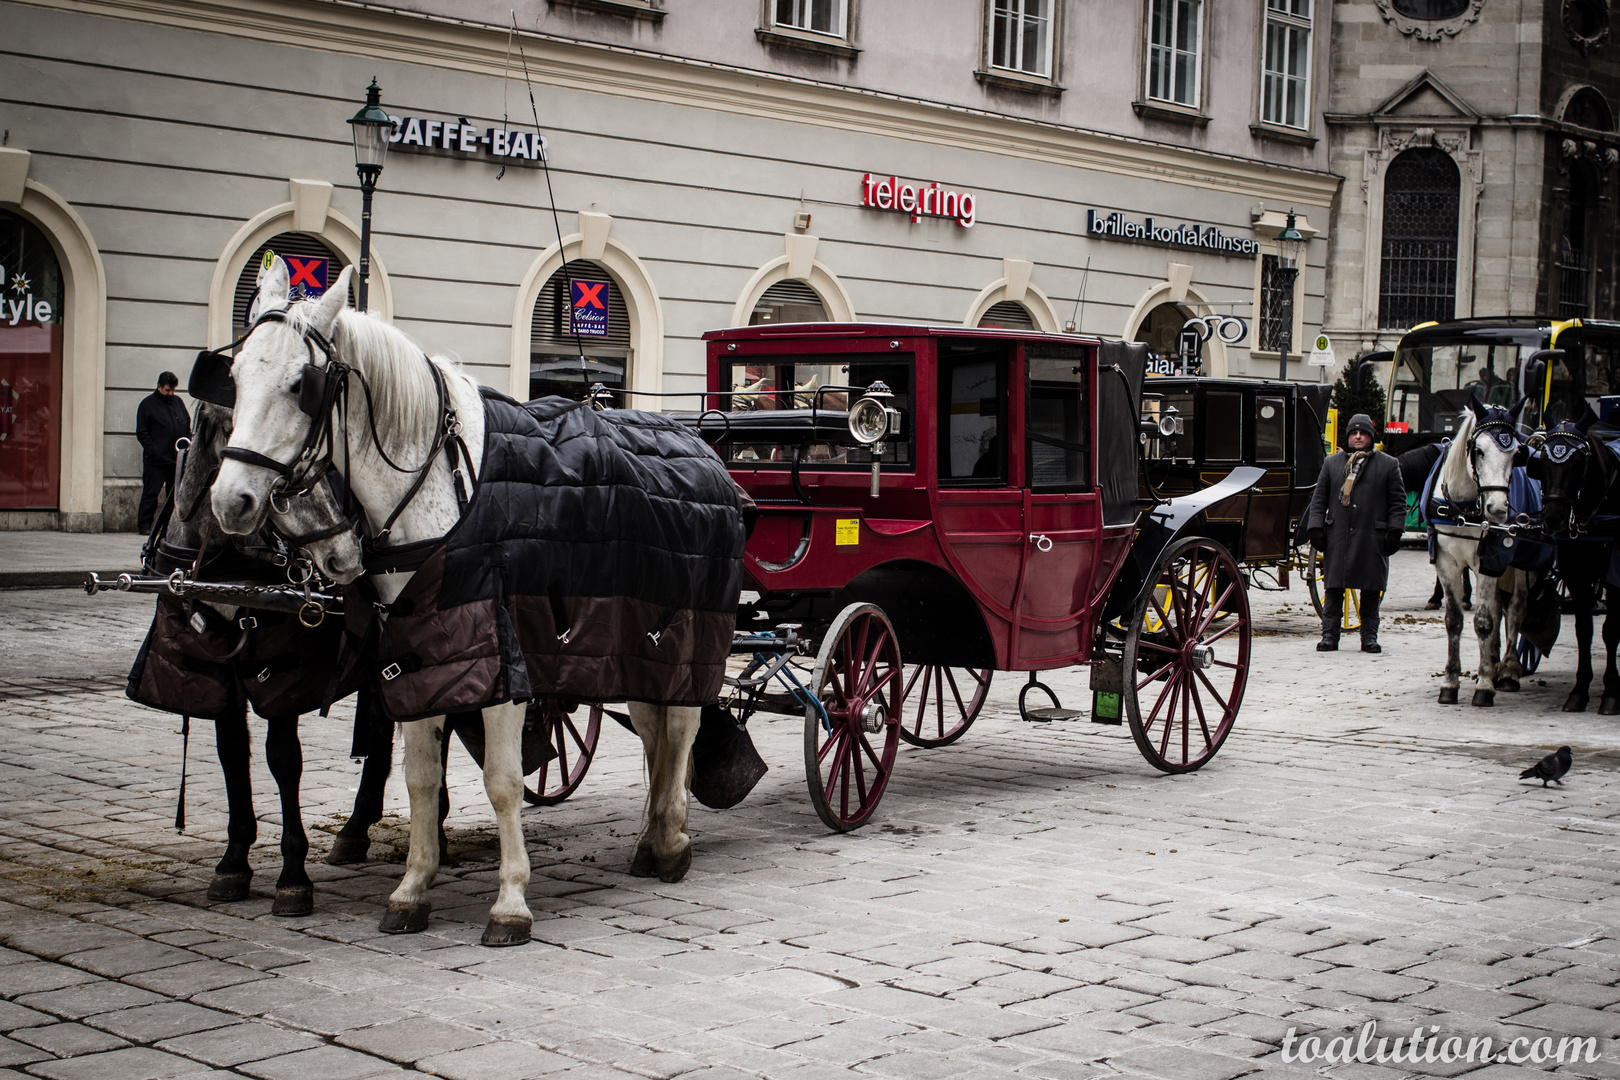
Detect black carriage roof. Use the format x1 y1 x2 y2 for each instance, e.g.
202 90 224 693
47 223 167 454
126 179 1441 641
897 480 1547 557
703 322 1107 345
1395 316 1551 349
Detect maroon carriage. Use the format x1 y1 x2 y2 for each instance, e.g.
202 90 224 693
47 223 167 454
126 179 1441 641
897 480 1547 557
689 324 1263 831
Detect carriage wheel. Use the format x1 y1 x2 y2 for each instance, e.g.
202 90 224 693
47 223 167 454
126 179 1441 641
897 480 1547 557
804 603 903 832
897 664 991 748
522 702 602 805
1123 536 1250 773
1306 545 1362 631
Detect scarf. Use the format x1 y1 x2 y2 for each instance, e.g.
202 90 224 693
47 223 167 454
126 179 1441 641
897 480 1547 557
1341 450 1371 507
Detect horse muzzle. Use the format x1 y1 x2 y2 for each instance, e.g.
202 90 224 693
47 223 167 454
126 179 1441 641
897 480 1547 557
210 461 275 536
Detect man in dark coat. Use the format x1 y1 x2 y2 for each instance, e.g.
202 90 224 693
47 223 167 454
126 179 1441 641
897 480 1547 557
1304 413 1407 653
135 371 189 533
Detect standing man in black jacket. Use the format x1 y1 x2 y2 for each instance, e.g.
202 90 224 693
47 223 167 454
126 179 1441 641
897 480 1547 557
135 371 189 533
1303 413 1407 653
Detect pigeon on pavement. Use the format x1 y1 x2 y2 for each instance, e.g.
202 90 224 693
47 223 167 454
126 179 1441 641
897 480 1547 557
1519 746 1572 787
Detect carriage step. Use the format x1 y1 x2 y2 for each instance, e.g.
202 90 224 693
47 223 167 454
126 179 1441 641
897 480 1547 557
1023 707 1082 722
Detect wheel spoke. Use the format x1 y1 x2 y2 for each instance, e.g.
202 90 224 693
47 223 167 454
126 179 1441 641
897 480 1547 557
1187 677 1214 751
1202 619 1244 646
1195 666 1233 715
1135 658 1176 691
1145 664 1179 720
817 723 847 767
1157 673 1181 757
1194 579 1240 638
1139 638 1179 655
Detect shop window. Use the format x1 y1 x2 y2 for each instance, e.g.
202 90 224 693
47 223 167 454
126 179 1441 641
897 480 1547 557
1260 0 1311 130
988 0 1054 77
1204 391 1244 461
1256 395 1287 462
751 279 829 325
1146 0 1202 108
1378 147 1459 330
1134 301 1192 364
531 259 631 400
978 300 1036 330
0 210 64 510
233 233 352 333
771 0 846 36
1026 347 1089 489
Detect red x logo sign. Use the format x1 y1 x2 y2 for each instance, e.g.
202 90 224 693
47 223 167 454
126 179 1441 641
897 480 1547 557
286 256 326 291
573 281 607 310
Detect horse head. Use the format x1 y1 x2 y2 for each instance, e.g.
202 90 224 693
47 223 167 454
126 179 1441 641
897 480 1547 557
1463 394 1524 524
211 254 353 541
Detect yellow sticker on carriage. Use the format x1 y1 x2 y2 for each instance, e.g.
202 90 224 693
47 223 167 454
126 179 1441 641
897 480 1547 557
835 519 859 546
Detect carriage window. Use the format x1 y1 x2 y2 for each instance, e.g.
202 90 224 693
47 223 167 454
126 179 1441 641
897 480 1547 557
1204 391 1244 460
939 349 1004 483
1255 395 1287 462
721 353 913 470
1026 350 1089 489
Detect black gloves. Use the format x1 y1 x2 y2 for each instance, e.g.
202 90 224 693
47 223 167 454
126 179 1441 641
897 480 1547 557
1307 528 1325 549
1381 530 1403 556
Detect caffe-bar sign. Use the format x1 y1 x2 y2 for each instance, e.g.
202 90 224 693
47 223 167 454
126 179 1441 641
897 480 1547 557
387 114 549 166
860 173 977 228
1086 210 1260 257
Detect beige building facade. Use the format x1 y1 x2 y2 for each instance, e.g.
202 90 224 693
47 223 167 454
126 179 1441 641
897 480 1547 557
1 0 1340 530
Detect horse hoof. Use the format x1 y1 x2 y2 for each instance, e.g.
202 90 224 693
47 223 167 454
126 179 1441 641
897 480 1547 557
1564 693 1590 713
271 886 314 917
207 871 252 901
480 916 532 947
658 845 693 884
1438 687 1459 705
629 844 658 878
326 834 371 865
378 900 430 934
1600 696 1620 716
1497 677 1520 693
1472 690 1495 707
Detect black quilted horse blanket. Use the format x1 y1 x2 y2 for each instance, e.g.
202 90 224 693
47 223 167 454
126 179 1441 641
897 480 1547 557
374 389 745 721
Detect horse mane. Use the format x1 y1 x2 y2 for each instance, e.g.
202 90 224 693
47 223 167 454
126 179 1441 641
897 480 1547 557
1584 430 1620 518
279 303 470 455
1439 408 1478 499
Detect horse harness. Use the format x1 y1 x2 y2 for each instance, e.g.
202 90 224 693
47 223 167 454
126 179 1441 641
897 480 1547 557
189 307 477 572
1532 421 1620 540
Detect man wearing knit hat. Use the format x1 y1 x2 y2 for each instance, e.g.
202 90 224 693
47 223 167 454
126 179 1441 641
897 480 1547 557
1302 413 1407 653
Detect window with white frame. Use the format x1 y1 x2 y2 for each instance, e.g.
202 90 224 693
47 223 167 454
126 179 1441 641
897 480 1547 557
1146 0 1202 108
989 0 1054 77
1261 0 1311 129
773 0 845 36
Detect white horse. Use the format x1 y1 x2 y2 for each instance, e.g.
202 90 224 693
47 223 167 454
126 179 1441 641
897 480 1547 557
208 258 711 946
1429 399 1534 706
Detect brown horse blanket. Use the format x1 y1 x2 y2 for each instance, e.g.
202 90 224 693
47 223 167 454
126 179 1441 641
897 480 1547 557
373 389 745 722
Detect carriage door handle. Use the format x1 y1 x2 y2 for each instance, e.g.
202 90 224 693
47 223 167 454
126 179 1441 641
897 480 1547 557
1030 534 1053 552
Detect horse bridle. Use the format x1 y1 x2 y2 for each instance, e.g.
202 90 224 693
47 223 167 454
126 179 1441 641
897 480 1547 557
1464 415 1524 500
191 305 472 554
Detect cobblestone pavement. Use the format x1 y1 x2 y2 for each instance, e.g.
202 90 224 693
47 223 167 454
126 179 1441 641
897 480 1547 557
2 550 1619 1080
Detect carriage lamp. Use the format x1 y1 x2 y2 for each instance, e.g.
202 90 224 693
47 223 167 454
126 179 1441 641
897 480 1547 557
1274 210 1305 382
850 381 899 497
348 78 394 313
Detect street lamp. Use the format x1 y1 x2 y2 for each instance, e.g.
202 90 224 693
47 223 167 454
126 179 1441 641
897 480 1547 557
1274 209 1305 381
347 77 393 313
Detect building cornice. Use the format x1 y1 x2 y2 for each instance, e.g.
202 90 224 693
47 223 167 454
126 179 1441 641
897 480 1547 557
16 0 1343 206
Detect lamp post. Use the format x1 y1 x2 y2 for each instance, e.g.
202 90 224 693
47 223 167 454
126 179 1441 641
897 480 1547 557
1274 210 1305 382
347 78 393 313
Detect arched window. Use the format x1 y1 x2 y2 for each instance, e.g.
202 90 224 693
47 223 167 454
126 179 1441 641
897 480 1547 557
531 259 631 400
0 210 65 509
978 300 1036 330
1378 147 1460 329
232 232 352 333
750 280 828 325
1560 161 1601 318
1134 301 1191 357
1565 87 1615 132
1390 0 1470 17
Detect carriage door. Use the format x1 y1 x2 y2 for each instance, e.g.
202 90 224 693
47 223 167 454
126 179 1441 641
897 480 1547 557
933 343 1024 644
1016 344 1100 666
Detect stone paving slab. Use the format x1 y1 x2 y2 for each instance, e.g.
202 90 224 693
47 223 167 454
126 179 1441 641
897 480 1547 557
3 554 1620 1078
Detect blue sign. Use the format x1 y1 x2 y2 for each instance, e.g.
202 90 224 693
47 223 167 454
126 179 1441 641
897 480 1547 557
284 255 329 300
569 279 610 338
